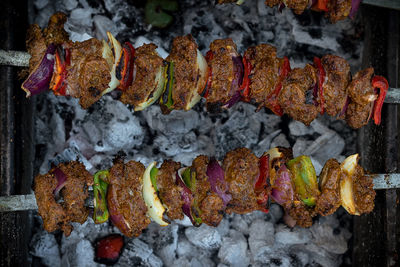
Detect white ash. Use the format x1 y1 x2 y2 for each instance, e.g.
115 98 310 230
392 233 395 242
31 0 360 266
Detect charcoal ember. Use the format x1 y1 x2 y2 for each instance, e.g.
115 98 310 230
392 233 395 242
61 239 97 267
132 36 169 59
143 106 200 135
216 217 230 237
116 238 163 267
218 230 249 267
275 224 312 245
270 133 290 148
141 223 179 266
63 0 78 11
176 235 214 262
93 15 117 41
303 130 345 165
30 231 61 267
253 129 281 157
69 8 93 27
94 234 124 265
231 214 249 235
267 204 284 224
289 120 315 136
292 138 313 157
185 224 222 250
248 220 275 261
154 131 198 157
310 222 348 254
292 243 342 267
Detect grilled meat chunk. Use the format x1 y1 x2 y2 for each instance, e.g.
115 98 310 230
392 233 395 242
120 44 164 107
165 35 199 110
244 44 284 108
206 39 238 110
320 55 351 117
157 160 184 220
315 159 342 216
279 64 318 125
107 159 150 237
285 0 309 14
34 161 91 236
328 0 352 23
352 165 375 214
223 148 260 214
192 155 225 226
348 68 376 106
287 201 316 227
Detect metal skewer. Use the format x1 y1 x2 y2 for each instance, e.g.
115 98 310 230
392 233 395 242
2 49 400 104
0 173 399 212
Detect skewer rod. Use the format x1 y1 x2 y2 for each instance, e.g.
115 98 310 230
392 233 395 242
0 173 398 212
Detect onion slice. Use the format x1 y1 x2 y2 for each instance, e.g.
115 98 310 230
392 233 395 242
340 154 360 215
135 65 166 111
143 161 168 226
222 55 244 109
22 44 56 97
102 32 122 96
185 49 208 110
349 0 362 19
270 165 294 207
206 158 232 206
52 167 67 198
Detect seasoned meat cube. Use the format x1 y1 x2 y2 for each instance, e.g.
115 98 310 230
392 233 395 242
120 44 164 107
107 159 150 237
34 161 91 236
287 201 316 227
315 159 341 216
345 100 373 129
223 148 260 214
285 0 309 14
26 12 69 72
328 0 352 23
279 64 318 125
64 38 111 109
265 0 282 7
206 39 238 110
244 44 284 108
166 35 199 110
192 155 225 226
157 160 184 220
347 68 376 106
320 55 351 117
352 165 375 214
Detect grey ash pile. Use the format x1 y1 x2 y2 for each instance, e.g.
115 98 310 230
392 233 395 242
30 0 363 266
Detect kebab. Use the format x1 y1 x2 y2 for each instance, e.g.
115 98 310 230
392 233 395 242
32 146 375 237
19 13 389 129
217 0 362 23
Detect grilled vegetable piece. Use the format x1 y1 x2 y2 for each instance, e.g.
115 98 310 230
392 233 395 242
93 170 110 224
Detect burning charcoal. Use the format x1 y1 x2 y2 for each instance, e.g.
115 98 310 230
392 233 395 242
69 8 93 28
270 133 290 148
94 234 124 265
304 131 345 165
93 15 117 41
143 106 200 135
61 239 97 267
231 214 249 235
216 217 230 237
154 131 198 157
116 239 162 267
218 230 249 267
310 223 348 254
289 120 315 136
253 130 281 157
185 224 222 250
294 243 342 267
30 231 61 267
63 0 78 11
248 220 275 261
267 204 284 224
275 224 312 245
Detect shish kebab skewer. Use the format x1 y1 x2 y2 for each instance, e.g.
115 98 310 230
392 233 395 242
15 13 390 129
5 147 377 237
0 173 397 213
4 48 399 104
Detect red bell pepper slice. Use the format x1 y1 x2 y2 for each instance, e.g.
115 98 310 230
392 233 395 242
311 0 329 12
371 75 389 125
51 46 70 96
240 55 252 102
255 154 270 213
313 57 326 114
117 42 136 91
266 56 291 116
202 50 214 98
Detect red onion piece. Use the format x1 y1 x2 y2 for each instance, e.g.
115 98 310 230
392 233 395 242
308 0 317 8
22 44 56 97
222 55 244 109
206 158 232 206
107 184 131 236
312 82 319 106
339 95 350 117
349 0 362 19
278 3 285 12
271 165 294 207
53 167 67 197
176 169 195 223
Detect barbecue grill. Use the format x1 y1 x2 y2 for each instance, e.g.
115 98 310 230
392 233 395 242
0 0 399 266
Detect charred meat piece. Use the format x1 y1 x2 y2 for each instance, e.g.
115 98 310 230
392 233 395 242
352 165 375 214
223 148 260 214
320 55 351 117
315 159 341 216
244 44 283 108
107 159 150 237
264 0 283 8
120 44 164 107
62 39 111 109
33 161 91 236
279 64 318 125
347 68 376 106
26 12 69 72
328 0 352 23
206 39 239 110
156 160 184 220
192 155 225 227
345 101 372 129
